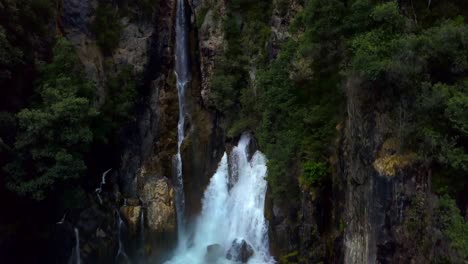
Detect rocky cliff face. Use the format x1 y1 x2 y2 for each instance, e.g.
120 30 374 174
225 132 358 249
192 0 226 106
59 0 226 262
55 0 464 263
60 0 180 262
339 77 458 264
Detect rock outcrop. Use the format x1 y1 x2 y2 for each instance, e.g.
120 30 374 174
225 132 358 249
141 178 176 234
61 0 153 106
338 75 448 264
120 201 142 237
192 0 226 106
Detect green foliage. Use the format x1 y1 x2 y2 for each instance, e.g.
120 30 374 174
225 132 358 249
209 0 272 123
0 111 16 146
92 3 122 54
436 195 468 260
210 55 246 114
280 251 299 264
417 82 468 172
346 2 468 194
0 0 55 111
300 161 327 188
350 2 406 80
404 193 433 254
0 26 23 81
371 2 406 32
117 0 155 20
4 39 96 200
104 66 137 124
195 3 211 29
61 186 87 210
0 0 54 36
94 65 138 143
248 0 344 201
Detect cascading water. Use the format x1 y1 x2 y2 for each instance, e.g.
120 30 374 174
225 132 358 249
115 211 129 263
166 134 275 264
173 0 190 242
95 168 111 204
74 228 81 264
138 209 145 263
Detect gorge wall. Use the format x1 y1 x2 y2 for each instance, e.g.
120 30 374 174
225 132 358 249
0 0 465 263
60 0 224 262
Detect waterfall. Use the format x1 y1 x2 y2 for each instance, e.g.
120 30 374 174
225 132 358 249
174 0 190 242
95 168 111 204
140 209 145 246
74 228 81 264
166 133 275 264
115 211 129 263
139 209 145 263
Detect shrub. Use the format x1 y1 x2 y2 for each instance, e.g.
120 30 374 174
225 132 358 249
300 161 327 187
437 195 468 260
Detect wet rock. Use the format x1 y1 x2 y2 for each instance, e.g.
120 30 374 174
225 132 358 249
205 244 224 263
226 239 254 263
96 228 106 238
120 205 141 236
125 198 140 206
141 177 176 233
77 207 106 236
246 135 258 161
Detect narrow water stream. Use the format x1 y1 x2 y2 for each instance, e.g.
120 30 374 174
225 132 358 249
74 228 81 264
173 0 191 243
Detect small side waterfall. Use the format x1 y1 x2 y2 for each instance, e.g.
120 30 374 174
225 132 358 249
115 211 129 263
95 168 111 204
166 133 275 264
173 0 191 242
138 209 145 263
74 228 81 264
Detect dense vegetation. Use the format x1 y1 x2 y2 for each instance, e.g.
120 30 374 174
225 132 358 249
0 0 466 262
4 39 96 200
0 2 139 203
0 1 143 261
208 0 467 260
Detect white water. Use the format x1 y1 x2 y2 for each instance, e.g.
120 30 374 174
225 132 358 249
174 0 191 242
166 134 275 264
74 228 81 264
115 211 129 262
95 168 112 204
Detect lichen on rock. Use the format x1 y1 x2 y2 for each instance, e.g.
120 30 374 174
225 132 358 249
373 138 417 177
141 177 176 233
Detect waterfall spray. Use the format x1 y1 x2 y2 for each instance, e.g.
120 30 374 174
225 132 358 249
166 133 275 264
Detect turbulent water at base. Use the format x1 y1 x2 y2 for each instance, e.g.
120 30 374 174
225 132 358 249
166 134 275 264
173 0 190 242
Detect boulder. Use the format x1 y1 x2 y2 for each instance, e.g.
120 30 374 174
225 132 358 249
226 239 254 263
205 244 224 263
